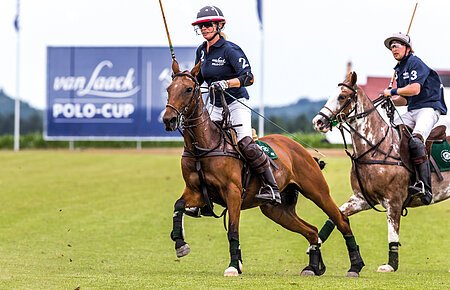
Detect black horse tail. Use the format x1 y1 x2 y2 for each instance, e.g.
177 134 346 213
314 157 326 170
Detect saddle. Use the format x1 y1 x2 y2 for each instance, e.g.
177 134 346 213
399 124 449 180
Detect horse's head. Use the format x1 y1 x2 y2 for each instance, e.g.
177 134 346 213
162 60 202 131
312 72 358 133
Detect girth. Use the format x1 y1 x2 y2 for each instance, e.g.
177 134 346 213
182 148 241 159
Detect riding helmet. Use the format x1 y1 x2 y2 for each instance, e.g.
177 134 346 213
192 6 226 26
384 32 412 49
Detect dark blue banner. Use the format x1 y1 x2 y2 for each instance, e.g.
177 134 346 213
45 46 196 140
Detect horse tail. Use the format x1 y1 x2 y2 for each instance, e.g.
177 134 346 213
314 157 326 170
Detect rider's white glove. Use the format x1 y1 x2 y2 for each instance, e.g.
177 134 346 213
211 80 229 90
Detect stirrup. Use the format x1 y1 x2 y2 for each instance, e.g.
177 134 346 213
408 181 432 205
256 185 281 205
408 181 425 197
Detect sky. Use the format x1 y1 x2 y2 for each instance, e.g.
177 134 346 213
1 0 450 110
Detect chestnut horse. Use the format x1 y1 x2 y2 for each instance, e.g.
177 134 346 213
162 60 365 277
312 71 450 272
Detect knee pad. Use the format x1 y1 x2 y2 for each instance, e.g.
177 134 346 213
238 136 268 171
409 136 427 162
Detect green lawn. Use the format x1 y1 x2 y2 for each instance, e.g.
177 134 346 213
0 150 449 289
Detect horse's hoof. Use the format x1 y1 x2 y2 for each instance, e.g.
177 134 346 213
175 243 190 258
377 264 395 272
346 271 360 278
300 269 315 276
224 266 239 277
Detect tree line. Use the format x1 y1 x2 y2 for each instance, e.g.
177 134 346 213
0 113 43 135
253 114 315 135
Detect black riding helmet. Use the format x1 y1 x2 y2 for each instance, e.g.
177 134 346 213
192 6 226 40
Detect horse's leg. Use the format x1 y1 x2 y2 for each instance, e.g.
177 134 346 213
377 199 402 273
223 186 243 277
170 188 203 258
259 196 326 276
315 193 371 277
318 193 371 241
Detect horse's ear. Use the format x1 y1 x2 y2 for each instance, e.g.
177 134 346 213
190 61 201 78
172 59 180 74
350 71 357 86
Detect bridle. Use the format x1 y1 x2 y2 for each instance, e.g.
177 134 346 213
318 83 358 128
165 71 203 128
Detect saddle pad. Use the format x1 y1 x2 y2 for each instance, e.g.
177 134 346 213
431 140 450 172
256 140 278 160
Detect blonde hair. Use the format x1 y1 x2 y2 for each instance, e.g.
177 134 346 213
218 22 227 39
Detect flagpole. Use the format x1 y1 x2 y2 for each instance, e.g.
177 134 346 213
14 0 21 151
257 0 265 137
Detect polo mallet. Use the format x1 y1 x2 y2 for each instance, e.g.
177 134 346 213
158 0 177 61
388 1 418 89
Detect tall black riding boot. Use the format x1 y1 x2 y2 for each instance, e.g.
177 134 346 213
238 136 281 205
258 165 282 205
408 135 432 205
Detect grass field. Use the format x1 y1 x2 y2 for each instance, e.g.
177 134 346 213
1 150 449 289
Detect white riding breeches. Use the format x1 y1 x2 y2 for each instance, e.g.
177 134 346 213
394 108 440 141
206 98 252 141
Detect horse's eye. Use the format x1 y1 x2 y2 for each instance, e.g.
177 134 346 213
338 94 346 101
186 87 193 93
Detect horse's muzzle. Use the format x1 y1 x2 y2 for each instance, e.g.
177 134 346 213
162 111 178 131
312 115 330 133
163 116 177 131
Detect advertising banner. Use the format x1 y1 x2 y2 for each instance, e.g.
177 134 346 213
45 46 196 140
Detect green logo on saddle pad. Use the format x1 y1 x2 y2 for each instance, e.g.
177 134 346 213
255 140 278 160
431 141 450 172
441 150 450 162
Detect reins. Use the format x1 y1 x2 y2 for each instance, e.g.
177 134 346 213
219 89 326 157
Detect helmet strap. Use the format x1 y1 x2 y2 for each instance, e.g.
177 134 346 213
207 32 220 42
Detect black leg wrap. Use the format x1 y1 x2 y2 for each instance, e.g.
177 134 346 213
302 244 326 276
344 235 358 252
171 199 186 245
348 246 365 275
318 219 335 243
228 232 242 273
388 242 399 271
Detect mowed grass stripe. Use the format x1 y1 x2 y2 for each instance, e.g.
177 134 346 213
0 150 449 289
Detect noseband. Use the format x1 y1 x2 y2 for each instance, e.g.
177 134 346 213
165 71 202 126
318 83 358 127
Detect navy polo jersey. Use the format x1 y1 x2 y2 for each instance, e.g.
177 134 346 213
195 37 252 107
395 53 447 114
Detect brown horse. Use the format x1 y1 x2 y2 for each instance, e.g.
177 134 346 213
312 71 450 272
162 60 365 277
